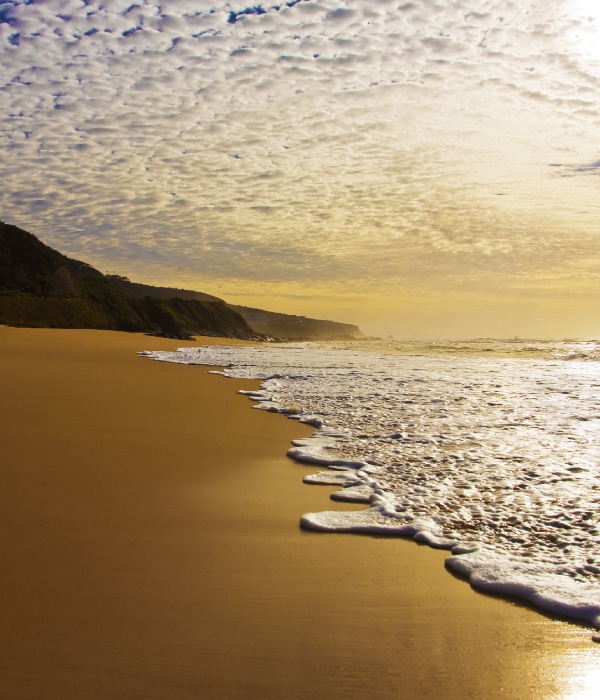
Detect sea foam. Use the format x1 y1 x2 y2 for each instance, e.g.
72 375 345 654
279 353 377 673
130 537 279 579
141 340 600 639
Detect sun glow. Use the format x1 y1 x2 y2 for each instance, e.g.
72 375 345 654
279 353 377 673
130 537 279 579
569 0 600 63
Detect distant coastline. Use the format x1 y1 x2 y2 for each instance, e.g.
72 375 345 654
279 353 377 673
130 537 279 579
0 220 364 341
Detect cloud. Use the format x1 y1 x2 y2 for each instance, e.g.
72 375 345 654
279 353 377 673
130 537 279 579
574 159 600 173
1 0 600 331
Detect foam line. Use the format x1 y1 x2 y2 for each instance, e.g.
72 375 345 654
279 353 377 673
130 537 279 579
141 340 600 639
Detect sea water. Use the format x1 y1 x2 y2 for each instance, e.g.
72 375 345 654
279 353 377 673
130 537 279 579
141 339 600 639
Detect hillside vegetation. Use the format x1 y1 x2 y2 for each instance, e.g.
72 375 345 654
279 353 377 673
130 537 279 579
0 221 254 339
0 220 365 340
109 276 363 339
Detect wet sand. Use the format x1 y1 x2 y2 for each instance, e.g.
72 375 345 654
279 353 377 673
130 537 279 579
0 327 597 699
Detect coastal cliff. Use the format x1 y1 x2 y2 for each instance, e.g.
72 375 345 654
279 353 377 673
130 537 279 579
229 305 364 340
0 221 253 339
108 277 364 340
0 220 365 341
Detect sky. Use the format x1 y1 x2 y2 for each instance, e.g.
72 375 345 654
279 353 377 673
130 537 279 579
2 0 600 338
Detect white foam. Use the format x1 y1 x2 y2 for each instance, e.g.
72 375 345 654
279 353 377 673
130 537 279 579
302 470 360 486
141 340 600 638
287 436 368 469
330 485 374 502
446 550 600 627
413 531 459 550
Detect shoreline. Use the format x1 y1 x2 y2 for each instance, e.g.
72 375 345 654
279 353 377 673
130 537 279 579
1 327 597 699
149 341 600 638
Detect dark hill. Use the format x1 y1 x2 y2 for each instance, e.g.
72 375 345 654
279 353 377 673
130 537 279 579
0 221 254 340
230 305 364 340
107 275 364 340
106 276 223 304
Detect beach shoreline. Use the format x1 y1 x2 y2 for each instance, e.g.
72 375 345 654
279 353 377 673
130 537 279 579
1 326 597 699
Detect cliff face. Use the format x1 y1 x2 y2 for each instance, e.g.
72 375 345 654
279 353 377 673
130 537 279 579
0 220 365 340
229 305 364 340
0 221 254 340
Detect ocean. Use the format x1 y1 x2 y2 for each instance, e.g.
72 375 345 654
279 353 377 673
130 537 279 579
141 338 600 639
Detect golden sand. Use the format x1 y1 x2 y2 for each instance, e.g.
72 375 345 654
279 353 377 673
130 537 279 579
0 327 597 699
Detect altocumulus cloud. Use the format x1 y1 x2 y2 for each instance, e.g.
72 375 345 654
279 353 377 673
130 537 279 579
1 0 600 305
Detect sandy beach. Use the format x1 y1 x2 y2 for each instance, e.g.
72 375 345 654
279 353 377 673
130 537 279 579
0 327 597 699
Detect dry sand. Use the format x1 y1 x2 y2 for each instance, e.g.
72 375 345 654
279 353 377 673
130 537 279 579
1 327 597 699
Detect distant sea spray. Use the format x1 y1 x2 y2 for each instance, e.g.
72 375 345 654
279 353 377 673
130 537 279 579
141 339 600 640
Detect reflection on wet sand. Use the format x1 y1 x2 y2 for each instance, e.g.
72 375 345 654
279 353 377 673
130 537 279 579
0 327 597 699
